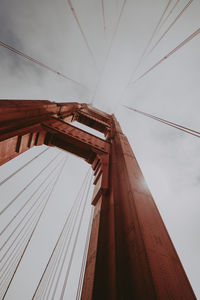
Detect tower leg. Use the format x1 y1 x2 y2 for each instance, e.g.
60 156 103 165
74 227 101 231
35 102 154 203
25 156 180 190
81 116 195 299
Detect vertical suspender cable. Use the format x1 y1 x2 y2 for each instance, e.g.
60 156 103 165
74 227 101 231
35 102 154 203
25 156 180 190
0 157 64 250
76 207 94 300
0 152 62 216
49 170 91 300
0 148 49 186
32 168 90 299
60 173 93 299
132 27 200 84
2 157 68 300
0 206 45 292
0 157 64 236
33 172 88 300
148 0 194 55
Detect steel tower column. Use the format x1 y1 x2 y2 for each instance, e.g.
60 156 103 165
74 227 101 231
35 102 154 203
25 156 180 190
81 115 195 299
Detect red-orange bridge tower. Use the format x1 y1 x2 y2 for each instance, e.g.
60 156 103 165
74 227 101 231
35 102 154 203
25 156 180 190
0 100 195 299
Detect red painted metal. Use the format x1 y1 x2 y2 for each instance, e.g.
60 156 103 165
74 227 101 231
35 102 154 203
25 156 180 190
0 100 196 299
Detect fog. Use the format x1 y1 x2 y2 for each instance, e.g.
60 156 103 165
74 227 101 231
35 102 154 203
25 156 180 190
0 0 200 298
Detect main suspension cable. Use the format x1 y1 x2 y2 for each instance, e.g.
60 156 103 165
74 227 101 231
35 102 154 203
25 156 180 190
123 105 200 138
0 41 86 88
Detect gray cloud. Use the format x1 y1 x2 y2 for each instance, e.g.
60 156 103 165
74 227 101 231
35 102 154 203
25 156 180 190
0 0 200 298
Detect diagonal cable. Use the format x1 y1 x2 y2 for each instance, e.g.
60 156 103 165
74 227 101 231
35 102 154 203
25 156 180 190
66 0 98 71
91 0 127 105
2 157 68 300
117 0 172 106
157 0 181 33
132 27 200 84
0 156 64 236
32 168 91 299
60 173 93 299
123 105 200 138
0 151 62 216
101 0 106 33
0 40 87 88
148 0 194 55
0 148 49 186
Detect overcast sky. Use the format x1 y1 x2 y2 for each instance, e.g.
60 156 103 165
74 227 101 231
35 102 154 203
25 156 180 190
0 0 200 299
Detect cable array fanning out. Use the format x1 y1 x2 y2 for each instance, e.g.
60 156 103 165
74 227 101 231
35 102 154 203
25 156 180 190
32 168 93 299
0 41 87 89
123 105 200 138
0 151 69 299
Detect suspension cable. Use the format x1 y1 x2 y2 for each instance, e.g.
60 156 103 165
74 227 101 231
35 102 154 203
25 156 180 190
0 191 50 299
0 209 42 290
123 105 200 138
32 168 91 299
0 41 86 88
0 182 52 258
0 151 62 216
42 171 90 300
118 0 172 105
76 207 94 300
49 170 91 300
101 0 106 33
0 148 49 186
0 156 65 236
60 173 92 299
148 0 194 55
32 174 86 300
131 0 172 75
66 0 98 71
132 27 200 84
0 158 65 273
35 180 87 300
91 0 127 104
2 157 68 300
0 192 48 277
157 0 180 33
41 171 90 300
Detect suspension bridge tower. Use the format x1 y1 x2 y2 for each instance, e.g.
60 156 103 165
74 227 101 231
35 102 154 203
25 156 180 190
0 100 195 299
